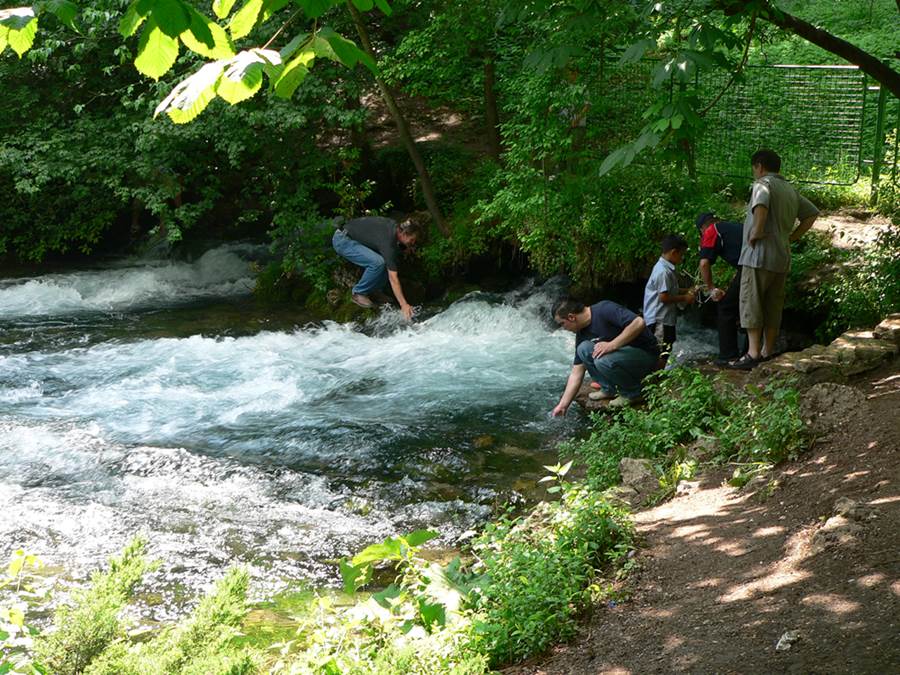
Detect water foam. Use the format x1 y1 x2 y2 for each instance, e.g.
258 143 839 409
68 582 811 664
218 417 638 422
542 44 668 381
0 244 259 317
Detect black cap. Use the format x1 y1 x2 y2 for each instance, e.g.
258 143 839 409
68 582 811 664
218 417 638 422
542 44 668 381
695 212 716 230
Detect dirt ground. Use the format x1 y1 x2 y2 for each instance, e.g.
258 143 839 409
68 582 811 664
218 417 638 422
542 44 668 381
504 361 900 675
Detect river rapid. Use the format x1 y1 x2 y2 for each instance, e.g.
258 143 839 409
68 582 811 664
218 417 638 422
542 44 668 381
0 244 715 617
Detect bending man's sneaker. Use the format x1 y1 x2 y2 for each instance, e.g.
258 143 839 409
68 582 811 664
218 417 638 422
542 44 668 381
351 293 375 308
588 389 616 401
608 395 642 409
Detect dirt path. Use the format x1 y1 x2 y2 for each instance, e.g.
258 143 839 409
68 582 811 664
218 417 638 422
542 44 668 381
505 363 900 675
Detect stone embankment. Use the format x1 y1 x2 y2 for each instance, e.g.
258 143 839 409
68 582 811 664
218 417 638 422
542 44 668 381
755 314 900 383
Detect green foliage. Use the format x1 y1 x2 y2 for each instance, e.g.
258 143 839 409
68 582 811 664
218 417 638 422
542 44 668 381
565 367 728 490
1 550 49 675
468 486 633 666
34 537 152 675
788 227 900 341
85 568 256 675
717 380 806 465
566 367 808 500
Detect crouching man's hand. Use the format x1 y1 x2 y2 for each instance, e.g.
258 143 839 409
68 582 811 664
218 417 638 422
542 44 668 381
551 402 569 417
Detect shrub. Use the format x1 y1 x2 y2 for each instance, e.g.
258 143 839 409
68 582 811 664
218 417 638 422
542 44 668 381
468 487 633 666
34 537 152 675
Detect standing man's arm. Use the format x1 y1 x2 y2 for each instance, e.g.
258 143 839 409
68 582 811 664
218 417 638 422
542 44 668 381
593 316 646 358
790 215 817 243
552 364 587 417
387 270 414 320
749 205 768 247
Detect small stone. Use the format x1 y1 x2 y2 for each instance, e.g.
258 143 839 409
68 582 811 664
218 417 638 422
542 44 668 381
776 630 801 651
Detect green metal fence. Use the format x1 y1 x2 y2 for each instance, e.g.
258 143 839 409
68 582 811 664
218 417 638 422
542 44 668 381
593 58 899 193
694 65 867 184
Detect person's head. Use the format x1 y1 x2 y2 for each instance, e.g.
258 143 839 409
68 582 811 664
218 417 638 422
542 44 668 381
751 149 781 178
695 211 717 235
552 297 586 332
397 211 429 247
661 233 688 265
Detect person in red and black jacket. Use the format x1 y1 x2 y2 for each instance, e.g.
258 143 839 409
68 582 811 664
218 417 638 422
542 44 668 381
696 212 744 364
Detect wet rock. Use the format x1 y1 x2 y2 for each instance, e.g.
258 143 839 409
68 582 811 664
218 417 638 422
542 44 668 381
472 435 495 449
326 288 342 306
799 383 866 435
619 458 658 499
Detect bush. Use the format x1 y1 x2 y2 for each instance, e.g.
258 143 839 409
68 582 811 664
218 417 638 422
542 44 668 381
34 537 152 675
468 487 633 666
566 367 808 497
565 367 728 490
788 226 900 341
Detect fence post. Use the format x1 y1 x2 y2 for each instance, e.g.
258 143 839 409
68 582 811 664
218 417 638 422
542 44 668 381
870 83 887 205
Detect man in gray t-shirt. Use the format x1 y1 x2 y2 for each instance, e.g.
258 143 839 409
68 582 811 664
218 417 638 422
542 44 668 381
730 149 819 369
332 214 427 320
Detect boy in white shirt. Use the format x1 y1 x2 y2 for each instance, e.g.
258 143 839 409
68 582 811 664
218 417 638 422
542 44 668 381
642 234 696 361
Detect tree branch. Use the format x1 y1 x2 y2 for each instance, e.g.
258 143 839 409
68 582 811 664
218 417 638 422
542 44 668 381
719 1 900 98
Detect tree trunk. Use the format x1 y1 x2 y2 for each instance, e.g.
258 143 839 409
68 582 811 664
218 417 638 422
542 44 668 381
346 2 449 236
483 57 502 160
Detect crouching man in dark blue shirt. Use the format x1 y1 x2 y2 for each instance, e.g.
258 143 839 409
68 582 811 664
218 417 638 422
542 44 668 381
551 297 659 415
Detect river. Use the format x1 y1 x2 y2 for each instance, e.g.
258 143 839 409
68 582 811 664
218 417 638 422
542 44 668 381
0 244 715 617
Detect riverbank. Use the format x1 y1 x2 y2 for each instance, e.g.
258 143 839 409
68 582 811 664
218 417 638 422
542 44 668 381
506 328 900 674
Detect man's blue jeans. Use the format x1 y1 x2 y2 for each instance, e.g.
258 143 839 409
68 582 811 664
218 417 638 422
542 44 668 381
576 341 658 400
332 229 387 295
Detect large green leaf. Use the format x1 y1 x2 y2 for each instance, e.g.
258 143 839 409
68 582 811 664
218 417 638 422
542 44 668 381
212 0 239 19
0 7 35 30
273 47 313 98
339 559 371 594
181 7 234 58
153 0 191 38
40 0 77 29
228 0 261 40
278 31 309 59
135 17 180 80
372 0 391 15
119 1 147 37
351 537 403 565
261 0 291 21
350 0 373 10
216 49 277 103
404 529 439 547
296 0 337 19
155 59 226 122
1 10 37 57
320 28 375 72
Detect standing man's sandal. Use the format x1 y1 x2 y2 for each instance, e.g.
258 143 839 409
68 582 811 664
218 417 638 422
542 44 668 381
726 353 759 370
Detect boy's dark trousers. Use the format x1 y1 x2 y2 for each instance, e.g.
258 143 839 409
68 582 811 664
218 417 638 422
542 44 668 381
716 268 742 360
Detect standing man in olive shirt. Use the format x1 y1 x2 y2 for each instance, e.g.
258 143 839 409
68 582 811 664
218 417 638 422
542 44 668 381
332 214 427 321
730 149 819 369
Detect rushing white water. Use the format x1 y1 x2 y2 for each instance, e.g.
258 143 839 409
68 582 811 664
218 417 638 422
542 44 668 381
0 250 716 612
0 244 258 317
0 261 582 610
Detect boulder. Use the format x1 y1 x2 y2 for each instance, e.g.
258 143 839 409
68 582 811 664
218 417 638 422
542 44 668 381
619 457 658 498
811 497 880 553
873 313 900 346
